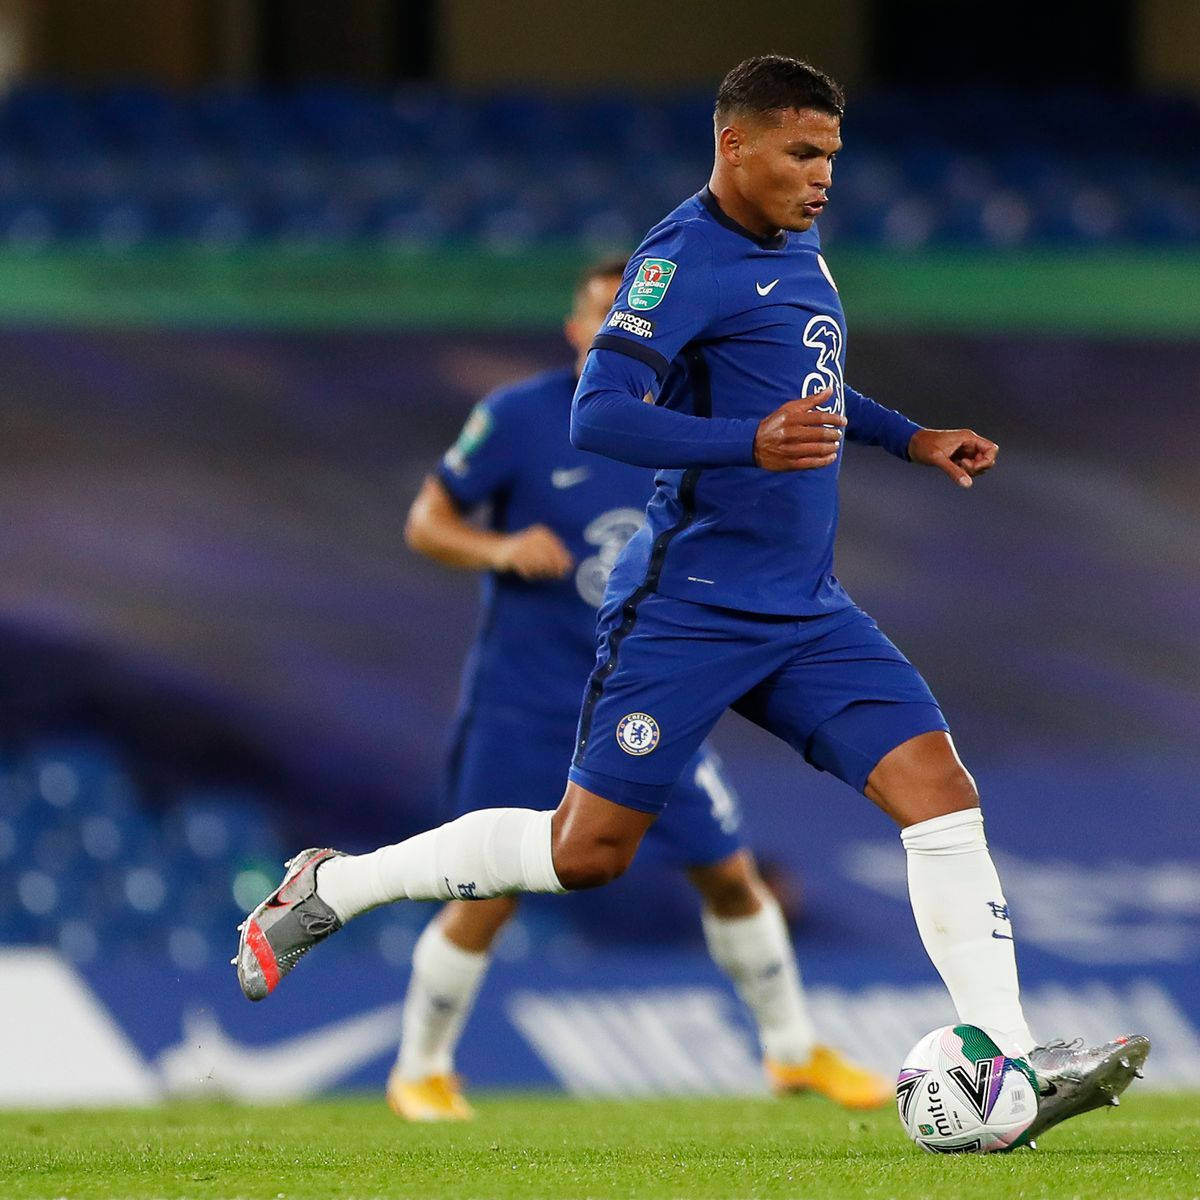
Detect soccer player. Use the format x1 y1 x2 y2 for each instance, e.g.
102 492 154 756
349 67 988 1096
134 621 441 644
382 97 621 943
237 56 1148 1141
395 258 885 1118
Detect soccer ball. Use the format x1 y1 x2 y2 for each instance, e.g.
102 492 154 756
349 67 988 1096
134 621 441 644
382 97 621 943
896 1024 1038 1153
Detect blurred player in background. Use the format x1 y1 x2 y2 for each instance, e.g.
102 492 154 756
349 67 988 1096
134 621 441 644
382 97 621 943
238 55 1147 1142
390 259 887 1119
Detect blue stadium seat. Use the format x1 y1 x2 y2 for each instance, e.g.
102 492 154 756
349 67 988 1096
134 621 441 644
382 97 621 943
0 733 294 961
0 82 1198 258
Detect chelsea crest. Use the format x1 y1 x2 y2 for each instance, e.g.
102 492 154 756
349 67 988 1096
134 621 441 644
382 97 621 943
615 712 660 756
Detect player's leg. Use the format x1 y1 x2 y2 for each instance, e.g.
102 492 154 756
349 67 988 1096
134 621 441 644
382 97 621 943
235 594 782 1000
689 850 889 1108
806 694 1038 1057
690 849 809 1063
864 727 1149 1140
651 750 889 1108
659 759 815 1062
746 606 1148 1137
235 782 654 999
389 709 561 1119
389 708 585 1119
736 608 1034 1054
689 853 809 1053
862 726 1034 1053
384 729 652 1116
389 896 517 1121
654 756 817 1072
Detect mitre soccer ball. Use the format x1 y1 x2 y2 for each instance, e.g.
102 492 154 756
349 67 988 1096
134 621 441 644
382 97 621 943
895 1024 1039 1153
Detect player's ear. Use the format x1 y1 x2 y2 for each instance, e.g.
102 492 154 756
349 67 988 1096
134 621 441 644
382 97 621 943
717 125 743 165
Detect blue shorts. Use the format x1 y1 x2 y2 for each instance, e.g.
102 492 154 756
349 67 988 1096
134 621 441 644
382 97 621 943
569 594 948 815
444 708 742 869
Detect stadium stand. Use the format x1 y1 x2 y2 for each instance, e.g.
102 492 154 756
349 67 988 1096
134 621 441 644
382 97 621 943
0 731 562 967
0 84 1198 252
0 733 286 966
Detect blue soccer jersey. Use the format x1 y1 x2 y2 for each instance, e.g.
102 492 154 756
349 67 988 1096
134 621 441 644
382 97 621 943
565 189 948 812
435 364 745 866
437 366 651 727
573 187 921 616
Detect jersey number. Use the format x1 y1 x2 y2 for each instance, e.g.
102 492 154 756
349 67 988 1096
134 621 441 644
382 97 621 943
801 314 845 416
575 508 646 608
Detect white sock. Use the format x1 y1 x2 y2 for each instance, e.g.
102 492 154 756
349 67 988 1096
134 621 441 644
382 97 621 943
701 895 816 1063
902 808 1035 1056
396 919 491 1080
316 808 565 922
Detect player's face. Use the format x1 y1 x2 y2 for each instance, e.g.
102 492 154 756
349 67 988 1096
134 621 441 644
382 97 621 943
728 107 841 234
565 274 624 371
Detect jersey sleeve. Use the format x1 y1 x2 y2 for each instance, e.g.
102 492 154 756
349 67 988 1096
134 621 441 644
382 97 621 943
844 383 923 460
589 220 722 384
572 221 759 469
572 350 758 467
435 388 520 509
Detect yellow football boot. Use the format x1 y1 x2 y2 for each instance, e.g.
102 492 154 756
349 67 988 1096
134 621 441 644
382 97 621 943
766 1045 892 1110
386 1070 474 1121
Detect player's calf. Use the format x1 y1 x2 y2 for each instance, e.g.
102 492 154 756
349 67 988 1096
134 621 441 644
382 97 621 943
550 783 655 890
549 839 637 890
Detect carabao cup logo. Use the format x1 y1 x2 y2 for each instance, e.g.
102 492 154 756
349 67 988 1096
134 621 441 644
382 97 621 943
628 258 677 310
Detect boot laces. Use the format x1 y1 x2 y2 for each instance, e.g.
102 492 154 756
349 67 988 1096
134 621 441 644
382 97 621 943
1032 1037 1084 1055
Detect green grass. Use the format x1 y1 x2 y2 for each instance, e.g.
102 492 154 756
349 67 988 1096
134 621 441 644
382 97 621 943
1 1092 1197 1200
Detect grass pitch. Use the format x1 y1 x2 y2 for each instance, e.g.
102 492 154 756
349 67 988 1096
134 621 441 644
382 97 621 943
1 1091 1197 1200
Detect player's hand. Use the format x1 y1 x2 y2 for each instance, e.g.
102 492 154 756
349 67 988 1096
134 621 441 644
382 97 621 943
908 428 999 488
491 524 574 580
753 388 847 471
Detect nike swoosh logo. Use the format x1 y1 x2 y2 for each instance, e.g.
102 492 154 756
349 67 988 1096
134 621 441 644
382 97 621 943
992 930 1014 940
756 279 780 296
157 1004 406 1100
551 467 590 489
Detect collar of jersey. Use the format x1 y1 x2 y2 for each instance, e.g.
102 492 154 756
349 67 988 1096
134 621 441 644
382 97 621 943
697 187 788 250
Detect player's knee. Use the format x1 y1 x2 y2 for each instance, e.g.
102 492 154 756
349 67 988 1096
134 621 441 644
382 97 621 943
550 783 652 890
921 760 979 816
701 875 759 916
869 732 981 824
551 838 633 891
943 760 979 807
690 853 761 916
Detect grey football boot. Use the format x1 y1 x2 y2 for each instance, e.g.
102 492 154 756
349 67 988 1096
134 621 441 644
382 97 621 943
1019 1035 1150 1147
235 847 345 1001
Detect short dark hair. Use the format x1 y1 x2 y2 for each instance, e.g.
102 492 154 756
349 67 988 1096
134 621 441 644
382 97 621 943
714 55 845 127
574 256 628 302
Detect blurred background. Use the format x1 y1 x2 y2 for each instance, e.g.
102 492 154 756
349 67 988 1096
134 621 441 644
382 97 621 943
1 0 1198 1105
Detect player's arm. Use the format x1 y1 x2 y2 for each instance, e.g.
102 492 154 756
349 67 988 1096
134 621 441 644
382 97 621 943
843 383 997 488
842 383 923 457
571 229 758 468
573 355 846 471
404 475 572 580
572 349 760 468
